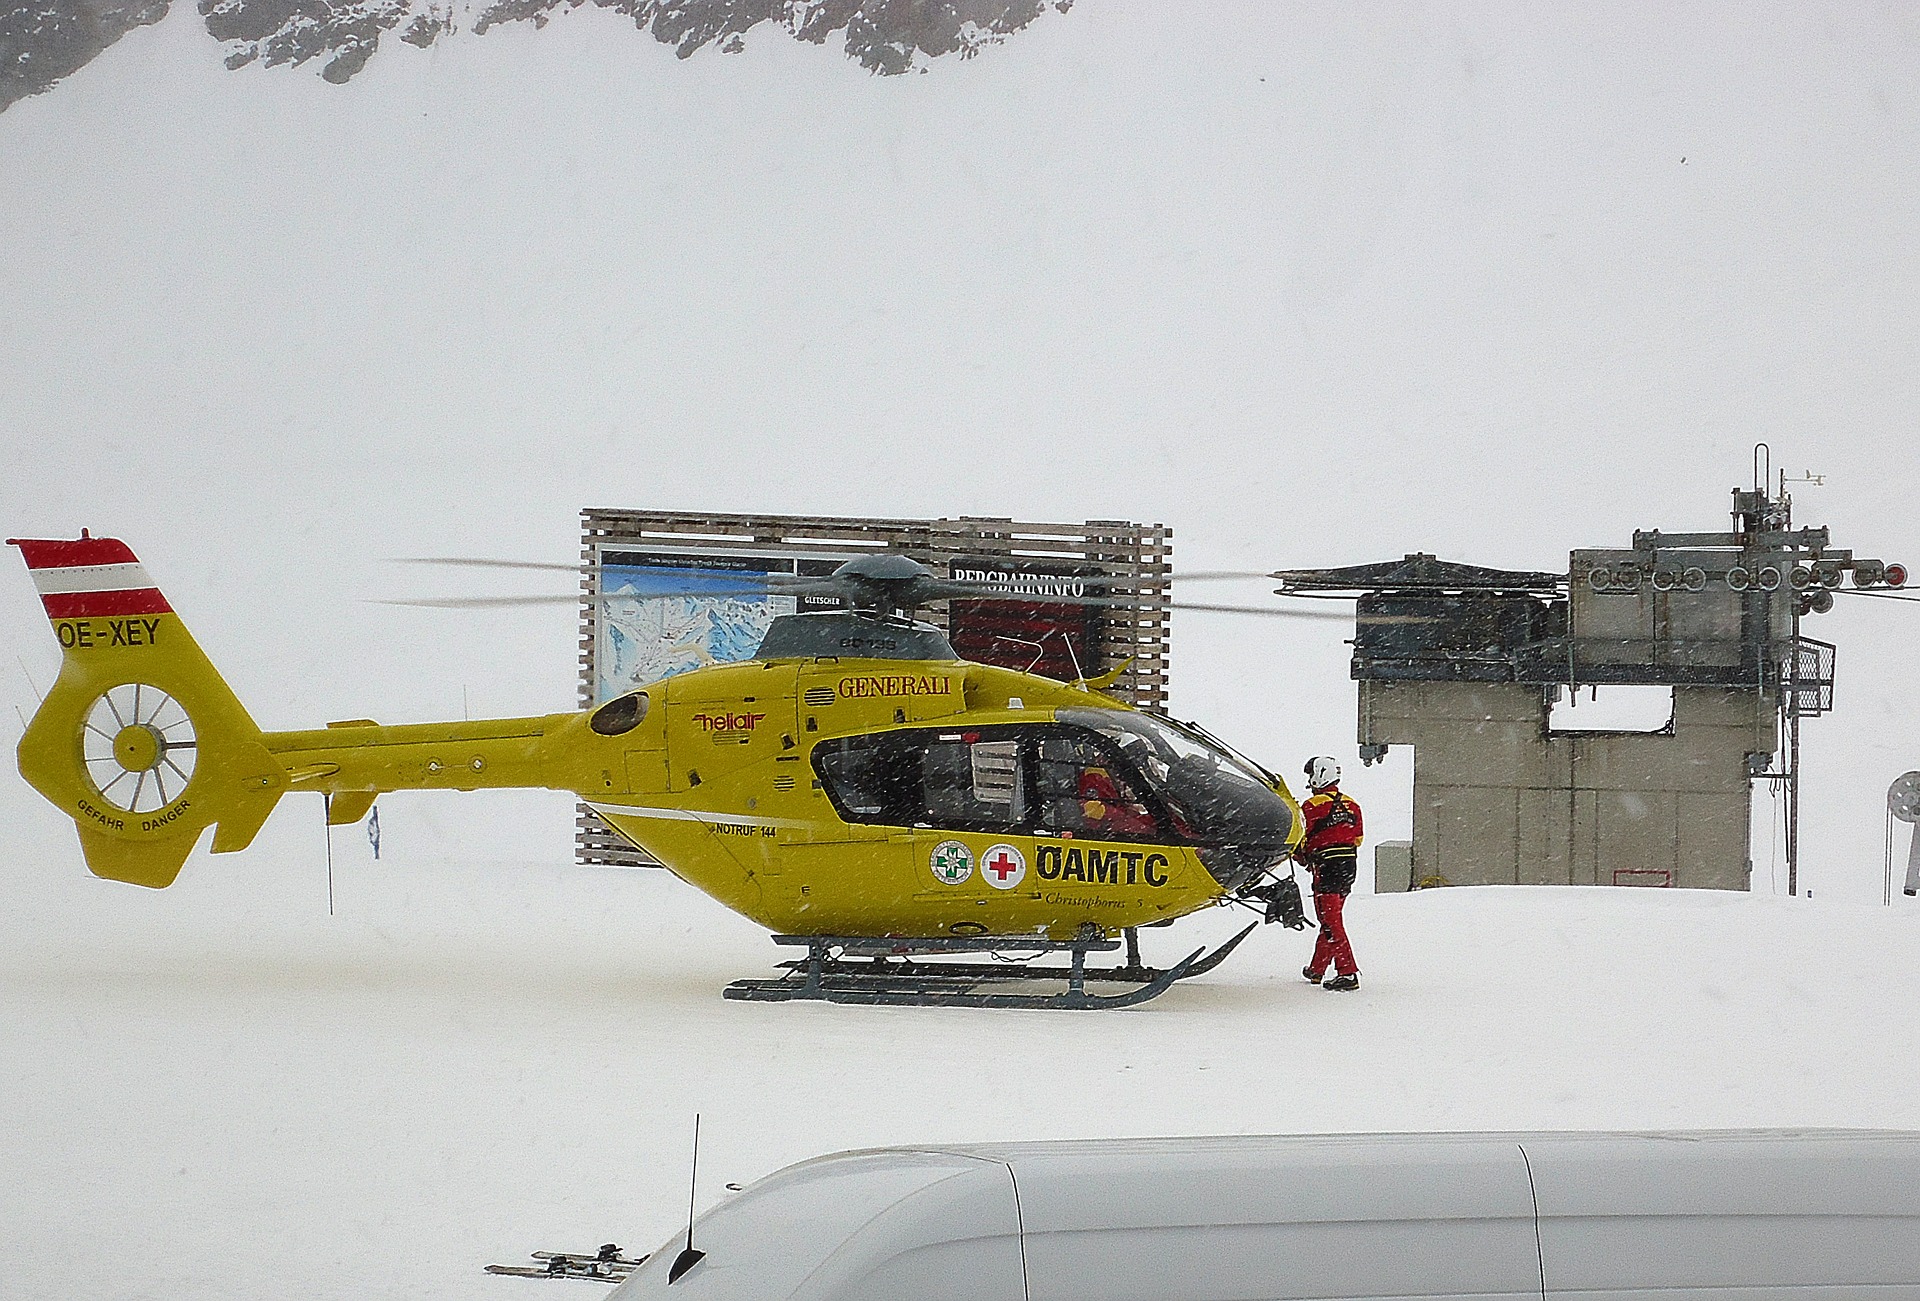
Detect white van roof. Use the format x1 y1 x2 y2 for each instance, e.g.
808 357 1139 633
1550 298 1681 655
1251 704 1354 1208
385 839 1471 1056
608 1130 1920 1301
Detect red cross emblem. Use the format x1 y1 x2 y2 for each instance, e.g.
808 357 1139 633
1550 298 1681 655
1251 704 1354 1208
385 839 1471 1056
981 843 1026 890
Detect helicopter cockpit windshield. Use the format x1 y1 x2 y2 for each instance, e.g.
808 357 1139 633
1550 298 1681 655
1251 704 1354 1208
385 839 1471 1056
1056 707 1295 886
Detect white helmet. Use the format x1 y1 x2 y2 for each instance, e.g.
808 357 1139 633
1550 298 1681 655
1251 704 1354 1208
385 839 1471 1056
1304 756 1340 791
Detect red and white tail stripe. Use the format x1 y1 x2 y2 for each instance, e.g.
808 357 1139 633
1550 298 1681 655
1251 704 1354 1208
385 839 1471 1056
7 535 173 619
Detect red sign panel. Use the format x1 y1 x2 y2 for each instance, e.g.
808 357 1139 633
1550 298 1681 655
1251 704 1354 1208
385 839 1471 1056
945 558 1102 683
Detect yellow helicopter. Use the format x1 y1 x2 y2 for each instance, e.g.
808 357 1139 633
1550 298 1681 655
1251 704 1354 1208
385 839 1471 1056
11 535 1332 1008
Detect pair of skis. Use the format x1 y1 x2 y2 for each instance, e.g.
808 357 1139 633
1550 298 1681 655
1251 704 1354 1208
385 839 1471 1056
493 1116 710 1285
485 1244 646 1283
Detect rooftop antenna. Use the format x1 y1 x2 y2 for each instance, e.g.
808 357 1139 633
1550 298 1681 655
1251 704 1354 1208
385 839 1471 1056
1888 772 1920 904
991 632 1048 675
667 1115 706 1285
1781 466 1825 501
1052 626 1085 684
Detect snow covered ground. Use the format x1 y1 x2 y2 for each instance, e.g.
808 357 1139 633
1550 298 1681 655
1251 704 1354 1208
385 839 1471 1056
6 856 1920 1301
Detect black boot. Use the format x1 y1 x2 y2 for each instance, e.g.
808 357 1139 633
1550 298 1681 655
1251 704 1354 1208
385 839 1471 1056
1322 972 1360 992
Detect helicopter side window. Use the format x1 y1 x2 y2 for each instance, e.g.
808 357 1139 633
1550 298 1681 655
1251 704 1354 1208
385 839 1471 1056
1034 731 1163 841
813 730 1030 833
814 737 918 824
919 737 1026 830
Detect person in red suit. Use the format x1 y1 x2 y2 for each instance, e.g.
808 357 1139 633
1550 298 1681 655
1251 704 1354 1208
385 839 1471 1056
1297 756 1362 992
1077 765 1158 837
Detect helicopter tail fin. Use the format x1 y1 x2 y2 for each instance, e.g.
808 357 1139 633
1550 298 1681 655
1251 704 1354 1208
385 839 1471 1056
9 534 284 887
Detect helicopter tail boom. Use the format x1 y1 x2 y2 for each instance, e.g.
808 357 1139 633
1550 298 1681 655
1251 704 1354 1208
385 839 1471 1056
10 535 283 887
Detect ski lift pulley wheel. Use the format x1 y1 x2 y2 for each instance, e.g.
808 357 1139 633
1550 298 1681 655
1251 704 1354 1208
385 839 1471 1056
1889 772 1920 824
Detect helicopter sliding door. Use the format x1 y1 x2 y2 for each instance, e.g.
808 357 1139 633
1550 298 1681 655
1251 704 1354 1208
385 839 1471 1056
803 727 1041 933
770 732 916 934
806 723 1216 937
813 729 1035 835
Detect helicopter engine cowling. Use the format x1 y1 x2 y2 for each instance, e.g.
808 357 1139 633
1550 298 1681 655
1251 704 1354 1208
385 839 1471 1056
754 612 956 662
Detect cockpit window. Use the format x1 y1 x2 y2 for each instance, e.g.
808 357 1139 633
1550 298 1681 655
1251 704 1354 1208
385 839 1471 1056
1055 708 1295 853
1033 732 1164 841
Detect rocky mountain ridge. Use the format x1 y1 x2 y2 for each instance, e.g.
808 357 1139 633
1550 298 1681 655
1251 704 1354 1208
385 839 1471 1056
1 0 1070 109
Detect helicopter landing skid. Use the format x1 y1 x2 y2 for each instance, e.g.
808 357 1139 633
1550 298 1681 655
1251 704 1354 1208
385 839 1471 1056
722 923 1259 1010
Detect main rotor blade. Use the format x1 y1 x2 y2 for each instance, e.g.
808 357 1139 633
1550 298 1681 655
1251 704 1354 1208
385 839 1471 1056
1014 592 1431 622
1170 601 1435 623
395 557 1277 587
1169 600 1351 620
376 585 836 609
1834 588 1920 604
375 595 583 609
380 591 1432 621
1019 569 1279 588
391 557 826 588
390 557 582 573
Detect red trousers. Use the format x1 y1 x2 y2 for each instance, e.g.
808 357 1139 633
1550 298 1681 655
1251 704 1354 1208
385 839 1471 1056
1308 892 1358 978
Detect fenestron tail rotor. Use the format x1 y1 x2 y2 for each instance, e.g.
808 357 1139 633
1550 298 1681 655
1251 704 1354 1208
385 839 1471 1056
10 532 290 889
82 683 199 814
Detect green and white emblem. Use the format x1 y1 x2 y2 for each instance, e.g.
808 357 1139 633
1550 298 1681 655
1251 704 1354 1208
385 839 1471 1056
929 839 973 885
